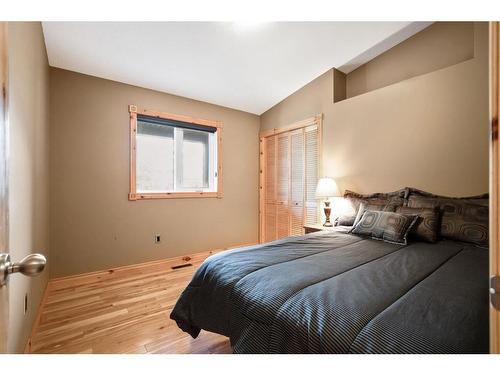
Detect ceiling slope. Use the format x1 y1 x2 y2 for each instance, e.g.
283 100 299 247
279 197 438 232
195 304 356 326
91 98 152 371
42 22 431 114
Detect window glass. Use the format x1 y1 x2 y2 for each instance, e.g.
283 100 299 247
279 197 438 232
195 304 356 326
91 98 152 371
135 117 217 194
136 121 174 192
181 129 209 189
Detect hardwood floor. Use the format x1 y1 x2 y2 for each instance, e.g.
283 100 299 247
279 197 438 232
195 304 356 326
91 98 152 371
27 248 239 354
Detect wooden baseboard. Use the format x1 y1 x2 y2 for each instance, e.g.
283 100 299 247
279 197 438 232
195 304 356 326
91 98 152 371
48 242 258 291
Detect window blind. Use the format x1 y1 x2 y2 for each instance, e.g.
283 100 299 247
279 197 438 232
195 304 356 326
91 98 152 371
137 114 217 133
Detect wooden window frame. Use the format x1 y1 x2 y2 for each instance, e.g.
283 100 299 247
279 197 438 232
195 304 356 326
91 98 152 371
259 114 323 242
128 105 223 200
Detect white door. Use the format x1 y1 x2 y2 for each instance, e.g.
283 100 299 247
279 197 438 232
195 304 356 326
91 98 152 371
0 22 46 353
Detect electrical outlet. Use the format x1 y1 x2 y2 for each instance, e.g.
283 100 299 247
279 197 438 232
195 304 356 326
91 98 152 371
154 234 161 243
24 293 28 315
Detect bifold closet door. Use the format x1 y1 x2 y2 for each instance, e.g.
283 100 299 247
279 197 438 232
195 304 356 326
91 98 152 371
261 117 321 243
304 125 319 225
289 129 305 236
276 132 290 239
264 136 277 242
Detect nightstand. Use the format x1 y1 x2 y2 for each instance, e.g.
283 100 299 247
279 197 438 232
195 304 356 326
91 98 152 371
304 223 339 234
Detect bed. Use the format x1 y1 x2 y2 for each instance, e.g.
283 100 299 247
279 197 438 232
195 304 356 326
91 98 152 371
170 227 489 354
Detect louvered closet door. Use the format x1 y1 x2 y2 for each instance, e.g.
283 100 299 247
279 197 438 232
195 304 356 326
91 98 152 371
304 125 319 225
264 136 277 242
261 118 320 243
289 129 305 235
276 133 290 239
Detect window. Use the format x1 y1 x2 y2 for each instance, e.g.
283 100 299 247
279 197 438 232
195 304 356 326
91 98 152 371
129 105 222 200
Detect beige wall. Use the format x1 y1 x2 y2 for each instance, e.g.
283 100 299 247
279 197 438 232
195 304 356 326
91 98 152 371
261 22 489 198
50 68 260 277
7 22 50 353
346 22 475 98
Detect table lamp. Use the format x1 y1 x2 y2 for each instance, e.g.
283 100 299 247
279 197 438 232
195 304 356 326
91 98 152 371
315 177 340 227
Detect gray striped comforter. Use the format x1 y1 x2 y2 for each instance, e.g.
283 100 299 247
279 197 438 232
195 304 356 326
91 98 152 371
170 229 489 353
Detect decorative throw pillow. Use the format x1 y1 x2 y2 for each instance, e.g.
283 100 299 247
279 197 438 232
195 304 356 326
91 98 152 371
349 210 419 245
336 215 357 226
407 189 489 247
406 187 488 206
396 206 440 243
344 188 408 206
335 199 359 226
352 202 397 228
337 188 408 226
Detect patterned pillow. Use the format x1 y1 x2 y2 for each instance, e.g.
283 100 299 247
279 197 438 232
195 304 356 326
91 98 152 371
344 188 408 205
349 210 419 245
396 206 440 243
406 187 488 206
407 189 489 247
336 199 359 226
337 188 408 226
352 202 398 228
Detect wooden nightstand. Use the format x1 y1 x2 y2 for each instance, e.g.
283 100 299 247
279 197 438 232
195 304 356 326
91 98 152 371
304 223 338 234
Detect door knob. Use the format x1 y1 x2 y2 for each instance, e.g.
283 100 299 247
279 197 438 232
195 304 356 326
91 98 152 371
491 275 500 310
0 253 46 287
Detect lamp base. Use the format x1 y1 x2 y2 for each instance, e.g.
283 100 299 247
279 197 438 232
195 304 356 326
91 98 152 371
323 200 333 227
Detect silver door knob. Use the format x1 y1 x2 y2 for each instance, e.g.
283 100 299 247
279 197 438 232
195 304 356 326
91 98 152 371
491 275 500 310
0 253 46 287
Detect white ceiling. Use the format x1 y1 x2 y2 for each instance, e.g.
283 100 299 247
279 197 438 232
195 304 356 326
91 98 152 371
42 22 431 115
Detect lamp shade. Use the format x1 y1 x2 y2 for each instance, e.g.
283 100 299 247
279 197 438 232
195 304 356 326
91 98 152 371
315 177 340 199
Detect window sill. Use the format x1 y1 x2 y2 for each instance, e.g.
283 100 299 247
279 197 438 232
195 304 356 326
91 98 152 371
129 191 222 200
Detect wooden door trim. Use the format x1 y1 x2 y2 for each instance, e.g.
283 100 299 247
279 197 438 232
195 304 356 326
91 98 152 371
259 114 322 243
259 115 320 138
259 137 265 243
0 21 9 354
490 21 500 354
287 130 292 235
